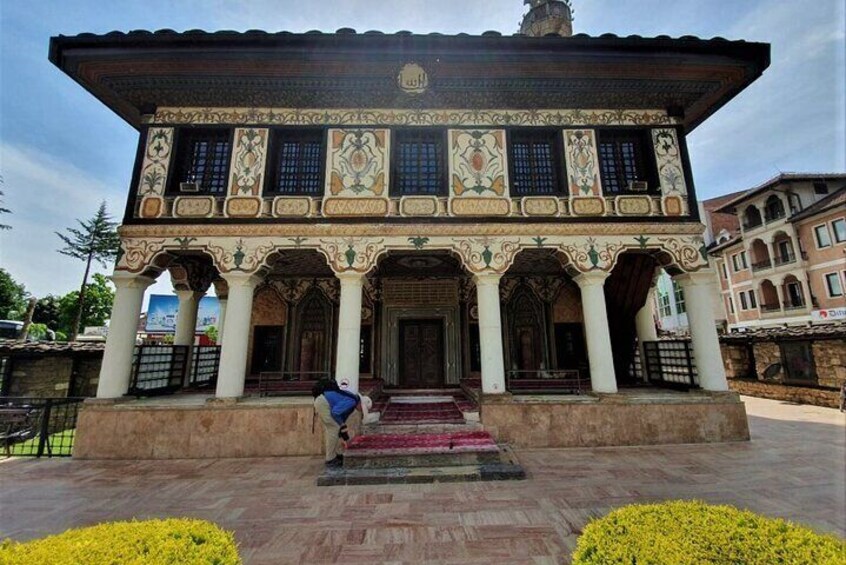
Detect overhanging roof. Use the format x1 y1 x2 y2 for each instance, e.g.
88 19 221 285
49 29 770 131
714 173 846 214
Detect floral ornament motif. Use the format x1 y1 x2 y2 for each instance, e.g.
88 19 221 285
327 129 388 196
118 239 167 272
318 238 385 273
563 129 601 196
657 236 709 271
559 238 624 272
635 235 650 249
652 129 688 195
203 239 274 273
454 237 521 273
408 236 430 250
450 130 507 197
532 236 548 247
229 128 268 195
137 128 173 197
174 237 198 249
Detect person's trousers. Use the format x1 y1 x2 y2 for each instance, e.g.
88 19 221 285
314 395 341 462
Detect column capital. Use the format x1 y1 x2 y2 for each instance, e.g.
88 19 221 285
109 271 157 290
572 270 610 288
674 270 717 287
220 272 263 288
174 289 205 301
336 271 366 285
473 272 503 286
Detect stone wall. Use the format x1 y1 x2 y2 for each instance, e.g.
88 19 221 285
720 342 752 379
727 380 840 408
814 339 846 389
4 353 101 398
481 393 750 447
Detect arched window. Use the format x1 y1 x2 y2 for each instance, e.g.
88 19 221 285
743 205 762 229
506 287 547 372
764 195 785 222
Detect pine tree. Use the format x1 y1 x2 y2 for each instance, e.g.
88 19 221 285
0 174 11 231
56 202 121 340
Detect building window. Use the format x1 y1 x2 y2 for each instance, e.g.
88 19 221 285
392 129 445 196
814 224 832 248
727 296 735 314
764 195 785 222
672 281 686 314
597 130 653 194
266 129 323 195
825 272 844 297
748 289 757 309
813 181 829 195
739 292 748 310
509 130 561 195
658 292 672 318
832 218 846 243
721 263 728 279
732 252 748 272
170 128 232 195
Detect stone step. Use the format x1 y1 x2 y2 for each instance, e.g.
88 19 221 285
343 430 500 469
363 421 483 435
317 446 526 486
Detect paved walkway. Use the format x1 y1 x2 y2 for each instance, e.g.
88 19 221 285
1 396 843 564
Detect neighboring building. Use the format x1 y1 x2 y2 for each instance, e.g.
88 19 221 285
49 1 770 458
709 174 846 330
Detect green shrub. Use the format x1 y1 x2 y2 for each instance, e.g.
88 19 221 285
0 518 240 565
572 500 845 565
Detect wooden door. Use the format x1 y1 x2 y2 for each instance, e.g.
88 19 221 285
251 325 284 374
399 319 444 388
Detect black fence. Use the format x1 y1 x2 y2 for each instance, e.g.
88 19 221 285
189 346 221 388
129 345 189 395
506 370 590 394
642 340 699 390
0 397 84 457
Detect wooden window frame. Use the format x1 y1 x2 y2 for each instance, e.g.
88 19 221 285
596 129 659 195
167 127 233 196
507 129 564 196
264 128 325 196
814 223 832 249
824 272 844 298
390 128 448 197
831 218 846 244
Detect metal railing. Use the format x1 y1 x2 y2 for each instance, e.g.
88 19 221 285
783 302 807 311
760 303 782 313
751 259 772 272
774 252 796 266
642 340 699 390
189 346 221 388
506 370 590 394
129 345 188 396
257 371 331 397
0 397 84 457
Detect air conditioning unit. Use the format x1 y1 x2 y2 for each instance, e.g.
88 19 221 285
628 180 648 192
179 181 201 193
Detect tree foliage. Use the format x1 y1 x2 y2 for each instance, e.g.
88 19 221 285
0 268 27 319
58 274 115 333
0 175 11 230
55 202 121 339
33 295 62 330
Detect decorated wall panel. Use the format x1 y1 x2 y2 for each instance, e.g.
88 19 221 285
562 129 602 197
325 129 389 198
448 129 508 198
652 128 688 197
136 127 174 218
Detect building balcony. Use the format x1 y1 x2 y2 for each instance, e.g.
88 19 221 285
760 303 781 313
773 252 797 266
782 302 808 312
764 211 786 223
751 259 772 272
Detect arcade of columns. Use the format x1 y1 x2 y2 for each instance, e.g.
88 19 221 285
96 225 729 400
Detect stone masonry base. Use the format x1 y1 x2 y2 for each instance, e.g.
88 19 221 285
728 379 840 409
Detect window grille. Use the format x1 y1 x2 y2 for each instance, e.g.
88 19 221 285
393 130 444 196
598 131 651 194
172 129 231 195
267 130 323 195
509 130 560 195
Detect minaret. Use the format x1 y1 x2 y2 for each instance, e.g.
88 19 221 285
520 0 574 37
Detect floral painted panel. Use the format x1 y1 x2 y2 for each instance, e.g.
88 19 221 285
228 128 268 196
325 129 389 197
448 130 508 198
136 127 174 198
652 128 688 196
562 129 601 196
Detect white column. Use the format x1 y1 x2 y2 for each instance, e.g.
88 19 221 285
215 273 260 398
216 298 228 344
574 272 617 393
174 290 203 346
774 284 786 312
334 272 364 392
475 273 507 394
676 271 728 391
635 287 659 382
97 272 155 399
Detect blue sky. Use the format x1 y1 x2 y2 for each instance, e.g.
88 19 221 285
1 0 844 302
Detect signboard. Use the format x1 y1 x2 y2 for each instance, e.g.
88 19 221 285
811 308 846 322
145 294 219 333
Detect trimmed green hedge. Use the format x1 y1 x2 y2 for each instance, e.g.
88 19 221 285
0 518 240 565
572 501 845 565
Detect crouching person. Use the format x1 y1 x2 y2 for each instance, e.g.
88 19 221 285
312 380 372 468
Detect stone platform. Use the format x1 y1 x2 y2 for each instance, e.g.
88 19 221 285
317 430 526 486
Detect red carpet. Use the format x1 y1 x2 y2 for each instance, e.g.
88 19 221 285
346 430 498 455
380 400 465 424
